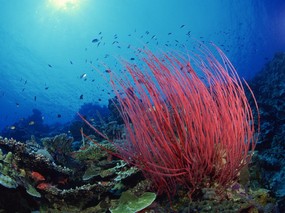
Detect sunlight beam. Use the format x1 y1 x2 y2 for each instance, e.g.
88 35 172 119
48 0 80 11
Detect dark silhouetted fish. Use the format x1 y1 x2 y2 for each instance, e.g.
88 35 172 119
92 38 99 43
80 73 87 79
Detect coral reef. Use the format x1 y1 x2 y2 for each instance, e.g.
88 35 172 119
249 52 285 202
0 50 284 212
0 136 144 212
0 123 281 212
41 133 74 166
1 109 50 141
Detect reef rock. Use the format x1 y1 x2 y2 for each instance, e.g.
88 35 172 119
249 52 285 199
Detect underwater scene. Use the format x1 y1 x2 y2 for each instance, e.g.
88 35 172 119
0 0 285 212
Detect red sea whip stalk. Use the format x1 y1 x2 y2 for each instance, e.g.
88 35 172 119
81 44 259 197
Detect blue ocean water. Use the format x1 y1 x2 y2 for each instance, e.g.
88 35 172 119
0 0 284 132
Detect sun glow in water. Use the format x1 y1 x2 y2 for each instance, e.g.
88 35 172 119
48 0 80 11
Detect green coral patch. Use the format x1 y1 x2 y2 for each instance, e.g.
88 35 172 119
26 183 41 198
109 191 156 213
0 173 18 189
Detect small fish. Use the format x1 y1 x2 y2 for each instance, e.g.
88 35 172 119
168 32 172 35
180 24 185 28
57 114 61 118
45 87 49 90
105 69 111 73
48 64 52 68
79 94 83 99
70 61 73 64
29 121 35 125
130 58 135 61
98 98 101 101
31 171 45 182
92 38 99 43
10 126 16 130
37 182 51 190
57 177 68 185
34 96 37 101
16 103 20 107
80 73 87 79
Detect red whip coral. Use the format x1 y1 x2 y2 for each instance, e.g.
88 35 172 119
85 44 259 197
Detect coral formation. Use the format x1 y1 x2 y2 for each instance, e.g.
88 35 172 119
0 135 143 212
89 45 259 197
109 191 156 213
248 53 285 208
1 48 285 212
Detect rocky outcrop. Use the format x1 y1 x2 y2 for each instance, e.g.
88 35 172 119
249 52 285 200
